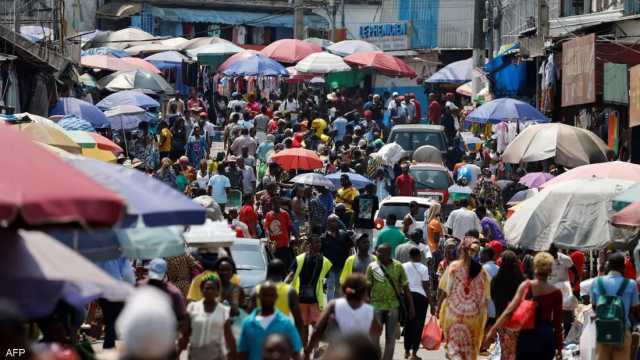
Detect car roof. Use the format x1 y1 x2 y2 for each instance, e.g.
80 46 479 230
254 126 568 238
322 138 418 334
389 124 445 132
409 162 448 170
379 196 435 206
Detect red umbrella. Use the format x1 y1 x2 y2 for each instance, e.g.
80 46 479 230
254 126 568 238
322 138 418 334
218 50 260 72
121 57 161 74
0 124 125 227
612 202 640 227
90 132 124 153
261 39 321 63
344 51 417 78
270 148 323 171
81 55 136 72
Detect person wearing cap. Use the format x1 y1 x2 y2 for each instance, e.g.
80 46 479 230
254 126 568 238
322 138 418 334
389 95 408 125
387 92 399 111
428 93 442 125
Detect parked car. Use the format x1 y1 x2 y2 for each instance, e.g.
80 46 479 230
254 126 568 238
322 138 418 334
373 196 435 241
409 162 453 204
387 124 448 160
230 238 270 291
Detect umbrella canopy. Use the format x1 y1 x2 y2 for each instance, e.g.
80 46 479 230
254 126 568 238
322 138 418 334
327 40 381 56
0 124 124 227
79 73 99 88
519 172 554 188
611 183 640 212
326 172 373 190
90 132 124 153
295 52 351 74
542 161 640 189
505 178 635 250
1 113 64 131
304 37 333 49
104 105 155 130
187 43 244 58
64 156 206 227
102 70 175 95
157 37 188 48
49 97 110 129
96 90 160 110
14 122 82 154
290 173 335 190
502 123 609 168
121 57 161 74
66 130 96 148
261 39 321 63
145 51 190 70
81 47 129 58
344 51 416 78
0 230 133 317
465 98 550 124
426 57 473 84
271 148 323 170
180 37 234 50
507 188 538 205
612 202 640 227
96 27 154 49
286 66 315 82
124 43 178 56
82 147 118 163
57 115 96 132
80 55 136 72
456 80 490 97
218 50 260 72
223 54 288 77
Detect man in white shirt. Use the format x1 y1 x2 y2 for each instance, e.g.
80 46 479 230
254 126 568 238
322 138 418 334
237 157 256 196
279 94 298 113
445 198 482 240
227 92 246 112
230 128 257 156
207 167 231 211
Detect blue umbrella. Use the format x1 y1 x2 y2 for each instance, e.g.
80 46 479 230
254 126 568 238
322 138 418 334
64 157 206 227
57 115 96 132
326 171 373 189
426 58 473 84
96 90 160 110
223 54 288 77
49 97 110 129
465 98 550 124
144 51 189 70
81 47 129 58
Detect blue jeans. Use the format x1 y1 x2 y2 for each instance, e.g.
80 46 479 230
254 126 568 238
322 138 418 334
326 269 341 301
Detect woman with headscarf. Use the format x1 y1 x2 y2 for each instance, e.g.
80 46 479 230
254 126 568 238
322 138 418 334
437 235 490 360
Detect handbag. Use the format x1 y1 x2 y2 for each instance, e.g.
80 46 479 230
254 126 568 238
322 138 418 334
421 315 443 350
504 280 536 331
378 261 408 326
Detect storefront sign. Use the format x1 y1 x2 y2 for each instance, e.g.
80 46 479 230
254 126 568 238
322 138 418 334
561 34 595 107
604 63 628 104
358 22 410 51
629 64 640 127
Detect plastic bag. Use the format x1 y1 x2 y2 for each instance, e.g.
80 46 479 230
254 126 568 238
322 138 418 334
421 315 443 350
579 309 596 360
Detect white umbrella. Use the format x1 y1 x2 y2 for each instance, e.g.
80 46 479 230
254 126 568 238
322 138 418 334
187 43 244 59
180 37 234 50
505 178 635 250
290 173 335 190
327 40 381 56
103 69 174 95
104 105 154 130
304 37 334 49
97 27 155 49
502 123 609 168
157 37 188 48
295 52 351 74
125 43 178 56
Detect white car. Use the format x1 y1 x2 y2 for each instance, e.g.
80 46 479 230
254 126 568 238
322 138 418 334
373 196 435 241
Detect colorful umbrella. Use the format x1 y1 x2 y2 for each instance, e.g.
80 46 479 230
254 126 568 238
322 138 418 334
0 230 133 318
344 51 416 78
612 202 640 227
49 97 110 129
57 115 96 132
121 57 161 74
144 51 190 70
426 57 473 84
65 130 96 148
294 52 351 74
64 156 206 227
80 55 136 72
81 147 118 163
81 47 129 58
290 173 335 190
518 172 554 189
102 69 175 95
261 39 321 63
270 148 323 170
104 105 155 130
14 122 82 154
465 98 550 124
326 172 373 189
96 90 160 110
327 40 381 56
0 124 124 227
217 50 260 72
612 183 640 211
222 54 288 77
543 161 640 189
90 132 124 153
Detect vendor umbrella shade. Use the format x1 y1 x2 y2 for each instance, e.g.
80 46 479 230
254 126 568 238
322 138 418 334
157 37 188 48
64 156 206 227
261 39 321 63
542 161 640 189
295 52 351 74
426 57 473 84
179 36 234 51
612 183 640 211
82 147 118 163
502 123 609 168
0 230 133 318
507 188 538 205
612 202 640 227
286 66 315 82
518 172 554 189
465 98 549 124
218 50 260 72
80 55 137 72
271 148 323 171
104 105 155 130
95 27 154 49
14 122 82 154
290 173 335 190
327 40 381 57
90 132 123 153
124 43 178 56
80 47 129 58
222 54 288 77
144 51 190 70
65 130 96 149
121 57 161 74
57 115 96 132
304 37 334 49
96 90 160 110
187 42 244 59
102 69 175 95
326 172 373 190
0 124 125 227
49 97 111 129
505 178 635 251
344 51 416 78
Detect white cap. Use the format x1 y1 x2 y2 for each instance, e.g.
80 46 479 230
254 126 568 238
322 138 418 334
392 91 399 97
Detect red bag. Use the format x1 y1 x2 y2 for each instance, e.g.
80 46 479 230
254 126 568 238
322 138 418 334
504 281 537 331
421 315 443 350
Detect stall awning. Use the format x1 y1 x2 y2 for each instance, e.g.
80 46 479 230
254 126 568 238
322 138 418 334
97 2 143 19
147 5 329 29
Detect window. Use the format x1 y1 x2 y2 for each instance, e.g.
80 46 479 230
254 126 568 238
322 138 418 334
409 169 450 189
377 204 430 222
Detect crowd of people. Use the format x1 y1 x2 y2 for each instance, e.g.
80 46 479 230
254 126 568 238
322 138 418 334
11 84 640 360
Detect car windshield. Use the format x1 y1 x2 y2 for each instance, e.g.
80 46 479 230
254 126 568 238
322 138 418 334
410 169 450 189
377 204 429 221
391 131 445 151
231 243 265 270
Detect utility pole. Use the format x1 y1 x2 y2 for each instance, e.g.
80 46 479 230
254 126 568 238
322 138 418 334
472 0 486 97
340 0 345 28
330 0 337 42
294 0 305 39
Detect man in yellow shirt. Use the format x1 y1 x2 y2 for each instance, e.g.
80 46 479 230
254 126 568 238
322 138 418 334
158 121 173 159
336 174 358 212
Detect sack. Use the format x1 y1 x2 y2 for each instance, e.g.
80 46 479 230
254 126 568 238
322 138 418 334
421 315 443 350
595 277 629 345
504 281 536 331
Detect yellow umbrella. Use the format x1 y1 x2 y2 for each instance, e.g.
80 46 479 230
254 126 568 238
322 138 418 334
14 122 82 154
81 147 117 163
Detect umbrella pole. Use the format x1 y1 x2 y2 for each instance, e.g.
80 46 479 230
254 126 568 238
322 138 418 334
121 117 130 158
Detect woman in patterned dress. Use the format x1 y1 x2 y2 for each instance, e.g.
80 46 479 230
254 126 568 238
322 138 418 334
437 236 491 360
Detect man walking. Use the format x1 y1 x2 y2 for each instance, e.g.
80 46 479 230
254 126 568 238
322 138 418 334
321 215 353 300
445 198 481 240
265 197 294 268
375 214 406 259
352 183 379 244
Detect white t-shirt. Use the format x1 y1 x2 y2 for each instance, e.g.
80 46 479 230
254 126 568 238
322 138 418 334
208 174 231 204
256 313 276 329
402 262 430 296
196 171 210 190
549 252 574 285
445 207 482 240
187 300 230 348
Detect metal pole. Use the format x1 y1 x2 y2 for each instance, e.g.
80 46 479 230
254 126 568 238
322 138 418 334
294 0 304 40
340 0 345 28
472 0 486 98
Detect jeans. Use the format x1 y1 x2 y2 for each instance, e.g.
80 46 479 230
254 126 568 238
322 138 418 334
375 308 399 360
97 299 124 349
404 292 428 353
326 269 341 301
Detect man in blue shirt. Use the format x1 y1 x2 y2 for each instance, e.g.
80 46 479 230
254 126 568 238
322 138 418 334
238 281 303 360
590 252 640 360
